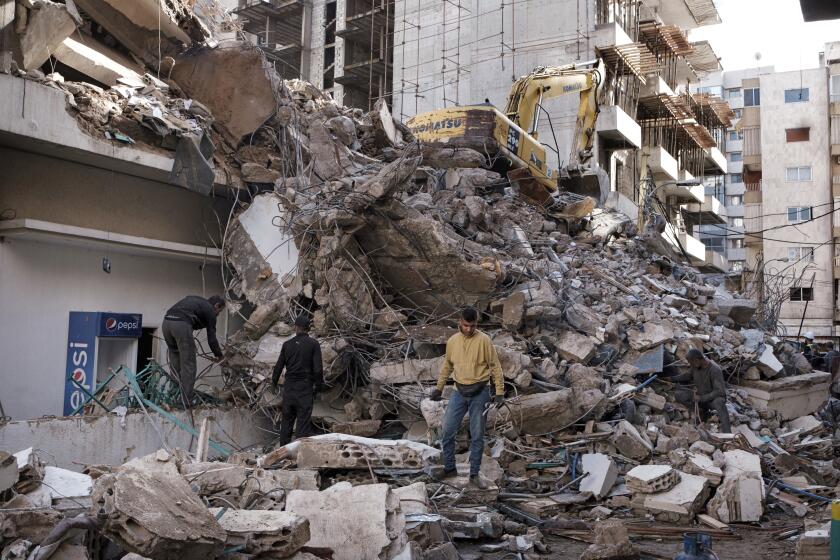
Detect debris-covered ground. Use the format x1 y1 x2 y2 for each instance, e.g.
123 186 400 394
2 1 839 559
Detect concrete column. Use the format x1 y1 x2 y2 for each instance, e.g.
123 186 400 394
333 0 346 104
307 0 326 88
300 1 313 82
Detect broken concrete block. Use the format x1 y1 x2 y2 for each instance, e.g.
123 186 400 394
611 420 653 460
631 471 709 522
567 364 602 391
92 468 226 560
723 450 762 478
296 439 425 470
579 453 617 499
211 509 310 557
625 464 678 494
0 494 63 544
565 303 604 336
0 452 18 492
19 0 78 70
683 452 722 486
53 35 144 86
734 424 766 450
502 291 526 331
627 322 674 351
171 48 275 144
579 519 636 560
736 371 830 420
497 388 606 434
706 472 764 523
689 441 716 456
756 346 784 378
788 415 822 434
285 482 406 560
241 163 281 184
437 507 504 539
331 419 382 437
556 329 596 363
181 462 247 499
369 357 444 384
393 482 429 515
714 297 757 325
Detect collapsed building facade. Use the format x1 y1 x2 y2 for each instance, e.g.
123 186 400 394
1 1 840 560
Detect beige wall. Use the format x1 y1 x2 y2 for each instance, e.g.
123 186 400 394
0 147 232 247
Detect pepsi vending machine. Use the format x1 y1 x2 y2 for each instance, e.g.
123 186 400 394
63 311 142 415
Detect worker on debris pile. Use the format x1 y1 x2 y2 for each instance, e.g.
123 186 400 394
430 307 504 488
673 348 731 433
803 332 818 367
272 314 323 446
162 295 226 407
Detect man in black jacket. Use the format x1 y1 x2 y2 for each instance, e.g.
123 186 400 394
673 348 731 432
272 314 324 446
162 295 225 406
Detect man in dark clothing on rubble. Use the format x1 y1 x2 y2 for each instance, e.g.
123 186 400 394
162 295 226 407
272 314 324 446
673 348 731 433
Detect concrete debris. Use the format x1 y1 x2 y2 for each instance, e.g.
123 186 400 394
611 421 653 460
92 464 226 560
0 452 18 492
706 472 764 523
210 509 310 558
579 454 618 499
285 482 406 560
624 465 678 494
631 472 709 522
579 519 637 560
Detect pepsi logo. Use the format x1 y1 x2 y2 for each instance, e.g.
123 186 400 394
105 318 117 331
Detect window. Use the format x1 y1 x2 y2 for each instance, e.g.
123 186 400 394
788 247 815 262
728 130 743 141
729 217 745 227
785 127 810 142
784 88 809 103
697 85 723 97
727 88 742 98
788 206 812 223
733 108 743 118
704 237 725 252
728 195 743 206
731 261 744 272
785 166 812 182
790 287 814 302
730 238 744 249
730 152 743 162
744 87 760 106
831 75 840 102
730 173 743 184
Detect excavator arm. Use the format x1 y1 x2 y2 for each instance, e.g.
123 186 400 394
503 59 604 166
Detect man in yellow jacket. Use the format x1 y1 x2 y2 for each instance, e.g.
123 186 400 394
430 307 504 486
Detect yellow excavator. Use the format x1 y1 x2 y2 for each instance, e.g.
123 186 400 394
406 59 606 204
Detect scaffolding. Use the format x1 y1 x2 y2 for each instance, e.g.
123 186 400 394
336 0 395 110
233 0 307 78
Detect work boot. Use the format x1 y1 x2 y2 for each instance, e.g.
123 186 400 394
436 468 458 481
469 475 489 489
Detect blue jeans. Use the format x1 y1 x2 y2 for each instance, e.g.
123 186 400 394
441 386 491 476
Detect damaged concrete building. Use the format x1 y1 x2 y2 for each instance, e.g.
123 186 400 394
1 1 840 560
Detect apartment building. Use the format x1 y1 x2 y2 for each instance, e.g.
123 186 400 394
738 43 840 339
390 0 732 273
693 66 775 273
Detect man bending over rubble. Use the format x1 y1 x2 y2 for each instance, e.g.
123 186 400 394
162 295 226 407
272 314 323 446
430 307 504 487
673 348 731 433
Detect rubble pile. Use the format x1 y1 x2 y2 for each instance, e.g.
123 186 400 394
2 0 840 557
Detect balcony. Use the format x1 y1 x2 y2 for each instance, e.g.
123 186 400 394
702 249 730 273
658 179 704 203
728 247 747 262
704 146 728 175
594 21 635 48
596 105 642 148
727 204 745 217
831 114 840 155
640 76 675 98
727 96 744 110
726 139 743 153
663 224 707 263
643 0 722 30
744 206 762 246
682 194 728 226
726 159 742 174
645 146 679 181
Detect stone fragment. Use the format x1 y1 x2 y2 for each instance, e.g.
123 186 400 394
756 346 784 378
0 452 18 492
497 389 606 433
683 452 722 486
0 495 62 544
611 420 653 460
788 415 822 434
241 163 281 184
625 464 678 494
579 519 637 560
706 472 764 523
723 450 762 478
631 472 709 522
502 291 526 331
734 424 766 450
579 454 617 499
627 322 674 351
19 0 78 70
736 371 830 420
421 146 484 168
369 357 444 384
285 482 406 560
295 439 429 470
91 467 225 560
557 330 596 363
689 441 716 456
331 419 382 437
567 364 602 391
210 509 310 557
565 303 604 336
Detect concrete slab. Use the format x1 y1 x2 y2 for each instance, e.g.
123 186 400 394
632 471 709 522
210 509 310 558
723 450 762 478
736 371 830 420
706 472 764 523
295 439 426 470
18 0 77 70
0 451 18 491
611 420 653 460
556 329 596 362
625 464 678 494
369 357 444 384
734 424 766 450
285 482 407 560
579 453 618 499
53 35 144 86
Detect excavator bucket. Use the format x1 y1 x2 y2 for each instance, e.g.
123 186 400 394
557 164 610 205
507 167 553 208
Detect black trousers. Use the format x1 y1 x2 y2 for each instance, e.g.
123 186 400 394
279 379 314 446
162 319 196 406
675 388 731 433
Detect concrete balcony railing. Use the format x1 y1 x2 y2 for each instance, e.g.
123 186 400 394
640 76 675 99
704 146 728 175
682 194 728 226
663 223 707 263
727 204 745 217
725 139 743 153
594 21 635 48
703 249 729 273
727 160 743 174
596 105 641 148
658 179 704 204
646 146 679 181
728 247 747 262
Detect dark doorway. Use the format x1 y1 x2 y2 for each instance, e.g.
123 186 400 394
137 327 156 372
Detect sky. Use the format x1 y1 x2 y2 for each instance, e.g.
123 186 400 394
689 0 840 73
